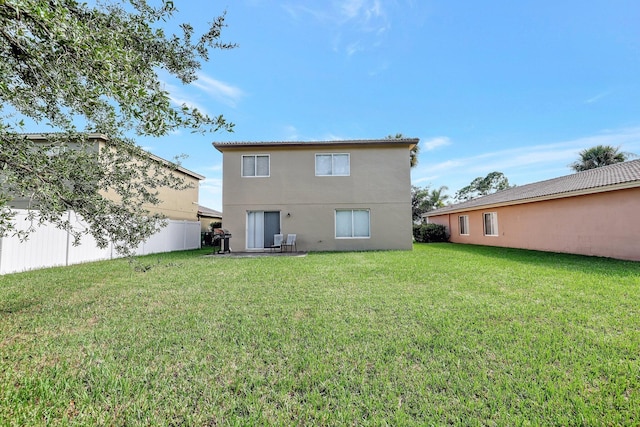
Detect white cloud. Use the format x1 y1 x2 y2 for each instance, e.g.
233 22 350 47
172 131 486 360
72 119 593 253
450 128 639 173
585 91 611 104
199 163 223 173
161 72 244 116
339 0 385 23
281 126 345 142
165 85 210 116
198 178 223 212
282 4 329 22
283 0 390 56
283 125 300 140
192 73 245 108
323 133 346 141
340 0 365 19
422 136 452 151
424 159 465 173
412 127 640 193
413 175 439 185
346 41 363 56
368 61 390 76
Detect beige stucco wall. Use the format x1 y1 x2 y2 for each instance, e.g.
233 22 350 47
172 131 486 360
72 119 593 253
220 144 413 252
10 136 201 222
199 214 223 232
147 173 200 221
428 187 640 261
98 139 202 221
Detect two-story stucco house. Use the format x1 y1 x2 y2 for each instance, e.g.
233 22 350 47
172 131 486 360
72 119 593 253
10 133 204 222
213 138 418 252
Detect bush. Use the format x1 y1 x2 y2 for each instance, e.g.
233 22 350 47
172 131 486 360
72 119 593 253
209 221 222 231
413 223 449 243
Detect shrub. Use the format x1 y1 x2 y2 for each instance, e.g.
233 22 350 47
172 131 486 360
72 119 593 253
209 221 222 231
413 223 449 243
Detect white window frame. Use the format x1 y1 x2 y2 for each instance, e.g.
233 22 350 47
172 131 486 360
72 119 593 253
242 154 270 177
483 212 499 236
315 153 350 176
335 209 370 239
459 215 469 235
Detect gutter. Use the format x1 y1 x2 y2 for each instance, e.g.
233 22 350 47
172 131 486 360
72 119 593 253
424 181 640 217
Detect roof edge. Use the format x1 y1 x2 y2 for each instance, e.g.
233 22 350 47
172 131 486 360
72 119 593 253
213 138 419 152
424 180 640 216
22 133 205 180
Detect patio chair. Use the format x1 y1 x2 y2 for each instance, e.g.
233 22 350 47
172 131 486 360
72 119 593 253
270 234 283 252
282 233 296 252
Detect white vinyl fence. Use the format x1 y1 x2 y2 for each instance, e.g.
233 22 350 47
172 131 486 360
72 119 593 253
0 210 201 275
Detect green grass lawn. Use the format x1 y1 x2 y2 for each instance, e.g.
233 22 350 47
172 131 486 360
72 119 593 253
1 244 639 426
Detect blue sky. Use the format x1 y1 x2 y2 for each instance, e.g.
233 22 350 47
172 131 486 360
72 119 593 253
113 1 640 210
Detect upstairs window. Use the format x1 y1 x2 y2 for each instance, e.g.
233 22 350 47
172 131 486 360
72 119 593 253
459 215 469 235
242 155 269 177
316 153 350 176
483 212 498 236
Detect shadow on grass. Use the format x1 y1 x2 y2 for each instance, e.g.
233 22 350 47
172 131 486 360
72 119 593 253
415 242 640 278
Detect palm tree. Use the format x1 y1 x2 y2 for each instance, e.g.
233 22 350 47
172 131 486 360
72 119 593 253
409 144 420 169
570 145 632 172
428 186 450 210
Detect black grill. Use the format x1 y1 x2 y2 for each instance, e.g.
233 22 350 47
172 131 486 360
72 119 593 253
213 228 232 253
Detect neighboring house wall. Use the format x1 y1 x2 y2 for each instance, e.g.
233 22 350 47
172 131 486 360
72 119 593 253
9 134 203 222
148 172 201 221
217 140 415 252
428 187 640 261
197 206 223 232
199 216 222 233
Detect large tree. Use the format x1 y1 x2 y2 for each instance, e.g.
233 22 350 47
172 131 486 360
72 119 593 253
411 185 450 221
455 171 512 202
569 145 632 172
0 0 234 254
411 185 431 222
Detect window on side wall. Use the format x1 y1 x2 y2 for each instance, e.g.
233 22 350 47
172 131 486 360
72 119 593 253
483 212 498 236
459 215 469 235
335 209 370 238
242 155 270 177
316 153 350 176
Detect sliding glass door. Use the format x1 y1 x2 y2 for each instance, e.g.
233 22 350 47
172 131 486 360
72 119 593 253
246 211 280 249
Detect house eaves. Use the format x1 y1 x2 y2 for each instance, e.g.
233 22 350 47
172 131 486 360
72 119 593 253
424 159 640 217
213 138 419 152
198 205 222 217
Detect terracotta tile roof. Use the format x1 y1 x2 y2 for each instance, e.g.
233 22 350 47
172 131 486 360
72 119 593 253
425 159 640 216
198 205 222 217
213 138 419 151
